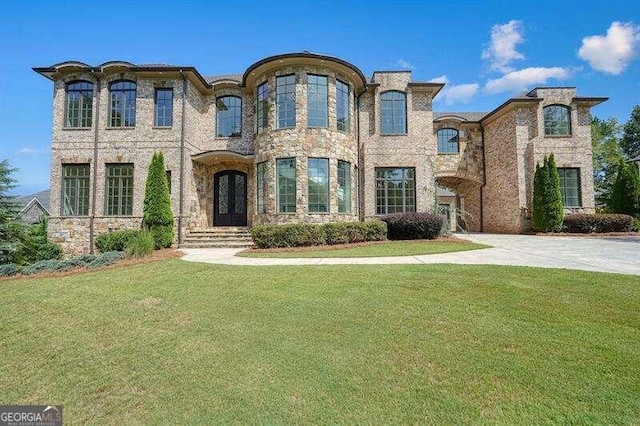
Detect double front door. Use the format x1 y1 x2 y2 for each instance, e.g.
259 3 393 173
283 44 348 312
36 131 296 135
213 170 247 226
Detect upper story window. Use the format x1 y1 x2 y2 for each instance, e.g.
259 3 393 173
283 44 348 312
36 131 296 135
543 105 571 136
154 88 173 127
336 80 350 132
380 91 407 135
65 81 93 128
256 82 269 133
276 75 296 129
216 96 242 137
307 75 328 127
108 80 136 127
437 128 459 154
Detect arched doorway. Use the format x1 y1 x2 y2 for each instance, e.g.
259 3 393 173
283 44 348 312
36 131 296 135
213 170 247 226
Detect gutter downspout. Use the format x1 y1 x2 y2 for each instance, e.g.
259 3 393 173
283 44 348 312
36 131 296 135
178 71 187 245
89 77 101 253
356 89 364 221
480 126 486 232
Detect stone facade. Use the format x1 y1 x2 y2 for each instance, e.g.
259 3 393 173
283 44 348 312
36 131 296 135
33 54 606 255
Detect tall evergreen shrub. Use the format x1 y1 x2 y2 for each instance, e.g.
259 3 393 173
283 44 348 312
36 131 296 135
143 152 174 249
532 154 564 232
610 159 640 217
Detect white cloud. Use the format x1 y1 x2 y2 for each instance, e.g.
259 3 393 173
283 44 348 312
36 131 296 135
482 20 525 73
484 67 571 94
578 21 640 74
392 58 416 70
16 147 47 155
429 75 479 105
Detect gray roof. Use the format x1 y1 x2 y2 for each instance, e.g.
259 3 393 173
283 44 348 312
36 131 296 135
433 111 487 122
136 63 178 68
16 189 50 212
205 73 243 84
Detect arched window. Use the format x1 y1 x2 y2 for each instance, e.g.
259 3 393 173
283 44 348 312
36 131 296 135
437 128 459 154
108 80 136 127
216 96 242 137
65 81 93 128
380 91 406 135
543 105 571 136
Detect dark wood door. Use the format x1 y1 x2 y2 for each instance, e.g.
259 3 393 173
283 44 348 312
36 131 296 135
213 170 247 226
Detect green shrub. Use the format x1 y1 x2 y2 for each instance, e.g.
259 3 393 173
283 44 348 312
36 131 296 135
381 213 443 240
250 221 387 249
21 259 62 275
143 152 174 248
19 219 63 264
95 230 142 252
87 251 125 269
126 231 155 258
533 154 564 232
563 214 634 233
0 263 19 277
610 159 640 217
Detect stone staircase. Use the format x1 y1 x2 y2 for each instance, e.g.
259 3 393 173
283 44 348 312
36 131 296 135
179 227 253 249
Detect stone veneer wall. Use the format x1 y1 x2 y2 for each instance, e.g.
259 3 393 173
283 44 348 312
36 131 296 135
482 110 522 233
359 72 437 218
250 65 359 223
48 72 185 254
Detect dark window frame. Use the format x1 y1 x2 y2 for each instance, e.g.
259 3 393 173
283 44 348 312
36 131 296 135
105 163 134 216
375 167 416 214
65 80 93 128
380 90 407 135
437 128 460 154
108 80 137 128
308 157 330 213
543 104 572 136
256 161 266 214
336 80 350 132
154 88 174 127
337 160 351 213
307 74 328 128
216 95 242 137
276 158 296 213
276 74 296 129
61 163 90 216
558 167 582 207
256 82 269 133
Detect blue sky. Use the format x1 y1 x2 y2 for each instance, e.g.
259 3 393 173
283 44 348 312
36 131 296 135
1 0 638 195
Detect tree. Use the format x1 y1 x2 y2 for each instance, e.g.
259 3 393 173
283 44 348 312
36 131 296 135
0 159 26 264
610 158 640 217
143 152 174 249
591 117 623 209
532 154 564 232
621 105 640 159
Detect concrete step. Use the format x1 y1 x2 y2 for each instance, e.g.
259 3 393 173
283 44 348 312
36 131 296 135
188 227 249 234
183 237 253 243
179 241 253 249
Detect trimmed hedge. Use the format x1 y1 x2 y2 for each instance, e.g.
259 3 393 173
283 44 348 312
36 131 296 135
563 214 634 233
95 230 142 252
250 220 387 249
381 213 444 240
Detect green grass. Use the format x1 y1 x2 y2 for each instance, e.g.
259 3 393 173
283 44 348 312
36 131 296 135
238 239 490 258
1 260 639 423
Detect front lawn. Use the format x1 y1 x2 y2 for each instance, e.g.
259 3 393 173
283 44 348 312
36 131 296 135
1 260 638 423
239 238 489 258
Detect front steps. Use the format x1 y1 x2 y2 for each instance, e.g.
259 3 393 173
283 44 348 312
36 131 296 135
180 227 253 249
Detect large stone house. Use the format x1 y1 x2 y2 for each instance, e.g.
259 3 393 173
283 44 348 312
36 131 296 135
34 52 606 254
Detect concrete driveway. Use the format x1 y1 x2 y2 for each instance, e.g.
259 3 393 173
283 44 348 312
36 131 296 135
179 233 640 275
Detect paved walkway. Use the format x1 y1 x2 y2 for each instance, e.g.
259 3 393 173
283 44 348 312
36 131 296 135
179 233 640 275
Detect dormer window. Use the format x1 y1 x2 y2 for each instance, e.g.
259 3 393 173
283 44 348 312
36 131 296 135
543 105 571 136
216 96 242 137
65 81 93 128
108 80 136 127
437 128 459 154
380 91 406 135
